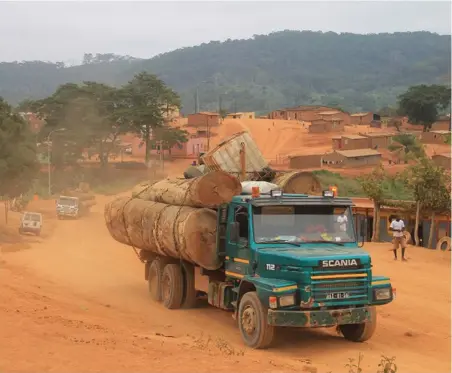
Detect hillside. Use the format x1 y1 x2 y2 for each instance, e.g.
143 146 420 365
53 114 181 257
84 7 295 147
0 30 450 112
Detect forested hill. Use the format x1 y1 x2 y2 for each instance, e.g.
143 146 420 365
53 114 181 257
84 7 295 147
1 30 450 113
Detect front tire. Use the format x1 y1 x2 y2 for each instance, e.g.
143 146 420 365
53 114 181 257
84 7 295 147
238 291 275 349
161 264 184 309
339 306 377 342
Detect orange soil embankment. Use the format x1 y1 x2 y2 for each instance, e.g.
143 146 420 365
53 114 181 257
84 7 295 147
0 193 450 373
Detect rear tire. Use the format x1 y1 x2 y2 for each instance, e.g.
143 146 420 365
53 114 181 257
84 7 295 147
148 259 165 302
161 264 184 309
238 291 275 349
339 306 377 342
181 262 197 309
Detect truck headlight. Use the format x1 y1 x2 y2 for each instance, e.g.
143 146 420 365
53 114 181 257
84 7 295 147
279 294 296 307
374 287 392 301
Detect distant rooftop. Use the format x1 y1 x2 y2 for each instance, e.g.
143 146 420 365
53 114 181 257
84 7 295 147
350 112 371 117
361 132 395 137
335 149 381 158
430 130 451 134
342 134 367 139
319 110 342 115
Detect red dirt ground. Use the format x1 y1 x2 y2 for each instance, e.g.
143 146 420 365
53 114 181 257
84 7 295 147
1 195 450 373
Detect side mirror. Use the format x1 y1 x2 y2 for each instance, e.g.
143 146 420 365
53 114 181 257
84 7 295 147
229 222 240 243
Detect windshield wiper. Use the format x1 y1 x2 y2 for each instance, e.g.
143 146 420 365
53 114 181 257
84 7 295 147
259 239 302 247
307 240 345 246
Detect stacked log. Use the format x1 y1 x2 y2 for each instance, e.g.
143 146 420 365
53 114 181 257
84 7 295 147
104 197 220 270
272 171 322 195
132 171 242 208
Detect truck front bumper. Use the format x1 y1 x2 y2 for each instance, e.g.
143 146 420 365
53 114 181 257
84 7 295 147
267 306 371 327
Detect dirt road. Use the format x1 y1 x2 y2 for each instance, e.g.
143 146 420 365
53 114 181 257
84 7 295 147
1 195 450 373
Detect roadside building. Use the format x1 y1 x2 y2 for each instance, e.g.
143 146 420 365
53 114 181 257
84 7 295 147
432 153 451 170
420 130 451 145
332 135 368 150
288 153 324 169
187 112 220 128
431 116 451 131
226 112 255 119
361 132 394 149
352 198 451 249
309 119 344 133
322 149 382 168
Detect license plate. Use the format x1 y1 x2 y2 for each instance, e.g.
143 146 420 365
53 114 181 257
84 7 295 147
326 292 350 300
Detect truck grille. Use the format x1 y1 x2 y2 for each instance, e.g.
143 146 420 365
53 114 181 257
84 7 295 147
310 269 369 305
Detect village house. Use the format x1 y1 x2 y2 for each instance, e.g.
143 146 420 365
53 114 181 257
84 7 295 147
319 110 351 126
288 153 325 169
187 112 220 128
332 135 369 150
431 116 451 131
268 105 348 122
226 112 255 120
350 112 381 126
19 112 44 133
352 197 451 249
322 149 382 168
308 119 344 133
420 130 451 145
361 132 394 149
432 153 451 170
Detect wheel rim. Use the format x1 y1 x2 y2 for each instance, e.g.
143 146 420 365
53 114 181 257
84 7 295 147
241 305 257 335
162 273 171 302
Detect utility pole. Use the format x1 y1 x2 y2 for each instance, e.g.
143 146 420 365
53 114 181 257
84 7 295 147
47 128 66 196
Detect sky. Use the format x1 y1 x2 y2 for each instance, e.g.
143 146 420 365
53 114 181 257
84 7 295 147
1 1 451 63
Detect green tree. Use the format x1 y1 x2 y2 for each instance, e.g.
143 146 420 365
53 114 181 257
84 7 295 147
398 85 451 131
150 126 188 158
388 133 425 163
32 82 128 170
358 164 387 242
0 97 38 216
117 72 181 163
406 157 451 248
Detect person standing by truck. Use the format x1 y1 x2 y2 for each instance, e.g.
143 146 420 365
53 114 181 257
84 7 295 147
390 215 407 261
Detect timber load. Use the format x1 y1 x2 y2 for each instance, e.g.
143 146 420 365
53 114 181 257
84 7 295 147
272 171 322 195
131 171 242 208
104 197 221 270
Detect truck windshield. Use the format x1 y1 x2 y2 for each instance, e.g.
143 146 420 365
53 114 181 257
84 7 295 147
252 205 356 244
24 213 41 222
58 198 77 207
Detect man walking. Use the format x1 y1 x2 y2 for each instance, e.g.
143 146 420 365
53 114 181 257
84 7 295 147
390 215 407 261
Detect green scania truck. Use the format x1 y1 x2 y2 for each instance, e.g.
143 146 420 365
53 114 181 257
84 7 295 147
143 189 394 349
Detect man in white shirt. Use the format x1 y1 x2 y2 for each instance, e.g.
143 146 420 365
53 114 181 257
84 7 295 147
390 216 407 261
337 213 348 232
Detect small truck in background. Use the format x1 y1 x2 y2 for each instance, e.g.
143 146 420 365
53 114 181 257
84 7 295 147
143 189 395 349
56 195 89 219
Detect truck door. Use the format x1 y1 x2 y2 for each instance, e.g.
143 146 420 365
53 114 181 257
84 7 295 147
225 204 251 278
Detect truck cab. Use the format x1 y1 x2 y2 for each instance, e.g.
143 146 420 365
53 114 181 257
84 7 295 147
56 196 80 219
144 189 394 349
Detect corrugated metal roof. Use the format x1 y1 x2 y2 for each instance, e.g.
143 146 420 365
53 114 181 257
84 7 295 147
361 132 395 137
335 149 381 158
342 134 367 139
433 153 452 158
431 130 451 134
350 112 370 117
319 111 341 115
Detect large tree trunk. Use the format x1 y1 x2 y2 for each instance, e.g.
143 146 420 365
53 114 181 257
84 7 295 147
104 197 221 270
371 201 381 242
272 171 321 195
414 201 420 246
132 171 242 208
144 124 150 164
427 211 436 249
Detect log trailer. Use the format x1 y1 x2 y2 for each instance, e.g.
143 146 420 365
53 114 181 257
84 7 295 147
142 188 394 349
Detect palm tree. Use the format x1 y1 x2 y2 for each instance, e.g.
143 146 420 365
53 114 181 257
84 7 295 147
388 133 425 163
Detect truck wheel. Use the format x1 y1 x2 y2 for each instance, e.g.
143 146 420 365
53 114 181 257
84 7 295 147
181 262 197 309
238 291 275 349
339 306 377 342
161 264 184 309
148 259 165 302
